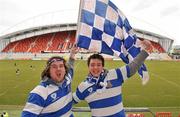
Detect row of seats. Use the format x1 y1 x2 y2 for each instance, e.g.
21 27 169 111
139 39 165 53
151 41 165 53
2 31 76 53
2 32 164 53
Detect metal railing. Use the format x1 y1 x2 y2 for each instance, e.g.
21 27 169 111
72 107 155 116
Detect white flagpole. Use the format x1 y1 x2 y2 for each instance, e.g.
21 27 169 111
74 0 84 44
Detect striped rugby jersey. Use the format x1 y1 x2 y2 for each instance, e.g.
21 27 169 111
73 65 130 117
22 68 74 117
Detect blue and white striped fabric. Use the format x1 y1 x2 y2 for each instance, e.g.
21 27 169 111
22 68 74 117
76 0 149 84
73 66 130 117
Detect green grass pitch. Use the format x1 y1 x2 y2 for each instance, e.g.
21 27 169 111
0 60 180 116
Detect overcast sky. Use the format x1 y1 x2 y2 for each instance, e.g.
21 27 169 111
0 0 180 45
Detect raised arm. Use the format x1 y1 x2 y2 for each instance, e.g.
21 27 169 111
128 40 150 77
115 40 150 83
67 45 78 69
128 50 149 77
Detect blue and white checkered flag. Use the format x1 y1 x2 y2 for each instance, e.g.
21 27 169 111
76 0 149 85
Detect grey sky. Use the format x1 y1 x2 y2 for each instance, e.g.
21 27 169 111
0 0 180 45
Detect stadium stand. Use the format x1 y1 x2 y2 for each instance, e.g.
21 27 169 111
47 32 67 51
150 41 165 53
0 23 173 60
15 37 35 52
2 33 166 54
2 31 76 53
169 45 180 59
2 41 18 53
28 33 53 53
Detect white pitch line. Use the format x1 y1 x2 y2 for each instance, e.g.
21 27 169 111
150 72 180 88
0 91 8 97
148 106 180 109
13 85 19 88
0 78 32 97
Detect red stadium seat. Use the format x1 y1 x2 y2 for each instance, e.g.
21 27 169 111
3 30 166 54
127 113 144 117
156 112 172 117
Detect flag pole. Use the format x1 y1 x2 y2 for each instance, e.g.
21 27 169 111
75 0 84 44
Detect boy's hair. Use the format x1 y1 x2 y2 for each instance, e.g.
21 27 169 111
41 56 68 80
87 54 104 67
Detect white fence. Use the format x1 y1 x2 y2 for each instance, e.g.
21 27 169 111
0 52 171 61
0 52 113 60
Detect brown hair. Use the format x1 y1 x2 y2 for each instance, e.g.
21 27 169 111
87 54 104 67
41 56 68 80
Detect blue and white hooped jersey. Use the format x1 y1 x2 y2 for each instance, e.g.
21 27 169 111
22 68 74 117
73 65 130 117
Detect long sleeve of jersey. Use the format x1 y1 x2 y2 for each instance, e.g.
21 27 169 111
128 50 149 77
67 57 75 81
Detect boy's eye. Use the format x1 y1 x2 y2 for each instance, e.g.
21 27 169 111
51 65 64 69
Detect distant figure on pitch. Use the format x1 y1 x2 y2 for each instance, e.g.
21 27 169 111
16 68 20 75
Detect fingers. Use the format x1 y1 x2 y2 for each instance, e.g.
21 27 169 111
72 43 77 48
70 44 79 57
138 40 153 53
